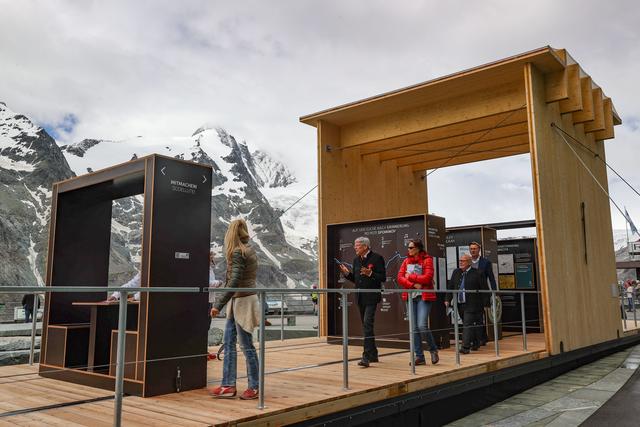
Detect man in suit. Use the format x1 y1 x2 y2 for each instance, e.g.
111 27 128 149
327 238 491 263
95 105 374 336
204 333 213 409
339 236 386 368
469 241 497 346
446 254 489 353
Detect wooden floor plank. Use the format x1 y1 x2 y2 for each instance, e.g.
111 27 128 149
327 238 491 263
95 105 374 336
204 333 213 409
0 334 545 426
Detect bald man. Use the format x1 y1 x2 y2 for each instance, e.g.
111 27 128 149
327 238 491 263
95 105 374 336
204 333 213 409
446 254 489 354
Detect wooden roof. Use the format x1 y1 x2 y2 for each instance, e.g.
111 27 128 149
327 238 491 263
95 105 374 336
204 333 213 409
300 46 619 128
300 46 621 171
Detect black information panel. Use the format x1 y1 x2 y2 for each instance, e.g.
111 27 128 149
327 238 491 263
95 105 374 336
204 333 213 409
145 156 212 396
327 215 425 347
497 238 542 333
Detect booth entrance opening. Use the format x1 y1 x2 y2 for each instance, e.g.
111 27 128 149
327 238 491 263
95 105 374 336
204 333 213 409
39 154 213 397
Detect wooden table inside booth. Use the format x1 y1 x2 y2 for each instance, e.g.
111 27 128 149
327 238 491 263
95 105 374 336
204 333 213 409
71 301 139 375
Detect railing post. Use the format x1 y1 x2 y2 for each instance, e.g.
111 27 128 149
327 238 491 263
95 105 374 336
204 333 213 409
317 293 321 338
633 288 637 328
29 292 39 365
258 291 266 410
452 292 460 367
280 292 285 341
520 292 528 351
113 290 128 427
491 291 500 357
408 292 415 375
341 290 349 391
620 286 627 329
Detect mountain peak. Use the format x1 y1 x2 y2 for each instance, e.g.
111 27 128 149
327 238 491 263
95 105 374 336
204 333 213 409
0 102 41 140
252 150 297 188
60 139 103 157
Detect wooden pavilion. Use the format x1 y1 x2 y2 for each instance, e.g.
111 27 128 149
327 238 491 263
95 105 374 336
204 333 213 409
300 46 623 356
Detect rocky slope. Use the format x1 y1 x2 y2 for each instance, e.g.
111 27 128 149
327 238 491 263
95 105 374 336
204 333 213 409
0 102 74 320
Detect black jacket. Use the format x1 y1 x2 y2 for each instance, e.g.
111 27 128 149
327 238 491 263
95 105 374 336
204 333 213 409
22 294 35 309
448 267 489 312
344 251 386 305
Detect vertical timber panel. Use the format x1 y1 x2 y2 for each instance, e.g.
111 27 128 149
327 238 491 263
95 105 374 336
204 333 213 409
318 120 342 337
525 63 619 355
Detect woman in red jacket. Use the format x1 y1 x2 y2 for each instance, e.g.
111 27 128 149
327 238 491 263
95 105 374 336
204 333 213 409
397 239 439 365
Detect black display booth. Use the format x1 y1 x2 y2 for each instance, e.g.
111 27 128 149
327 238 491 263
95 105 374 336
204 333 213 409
326 215 450 349
39 154 212 397
497 238 543 333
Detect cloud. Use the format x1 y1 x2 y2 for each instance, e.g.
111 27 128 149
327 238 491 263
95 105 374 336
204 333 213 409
0 0 639 228
38 113 78 140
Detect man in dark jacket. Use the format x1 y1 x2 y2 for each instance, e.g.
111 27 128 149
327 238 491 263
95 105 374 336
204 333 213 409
21 294 36 323
339 236 386 368
446 254 489 353
469 242 497 346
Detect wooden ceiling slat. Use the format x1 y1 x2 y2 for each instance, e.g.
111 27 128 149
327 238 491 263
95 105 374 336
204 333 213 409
398 134 530 168
410 142 530 171
379 123 529 163
360 108 528 156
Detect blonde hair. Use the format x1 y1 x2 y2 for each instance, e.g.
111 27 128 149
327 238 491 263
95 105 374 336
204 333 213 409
224 219 250 263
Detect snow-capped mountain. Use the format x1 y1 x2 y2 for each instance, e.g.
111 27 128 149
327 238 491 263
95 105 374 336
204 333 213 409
0 102 75 321
0 102 318 321
59 126 318 290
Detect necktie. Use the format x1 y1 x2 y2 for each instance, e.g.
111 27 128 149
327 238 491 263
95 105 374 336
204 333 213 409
458 271 467 304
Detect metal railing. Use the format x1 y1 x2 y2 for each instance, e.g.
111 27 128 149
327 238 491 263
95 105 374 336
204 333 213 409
619 285 639 330
1 285 541 425
3 286 197 427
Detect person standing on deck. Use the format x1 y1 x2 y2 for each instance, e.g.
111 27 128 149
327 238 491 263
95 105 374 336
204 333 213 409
446 254 489 353
339 236 386 368
209 219 261 400
469 241 497 346
397 239 440 365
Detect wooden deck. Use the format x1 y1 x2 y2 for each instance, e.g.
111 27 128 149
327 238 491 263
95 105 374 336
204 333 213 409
0 334 545 426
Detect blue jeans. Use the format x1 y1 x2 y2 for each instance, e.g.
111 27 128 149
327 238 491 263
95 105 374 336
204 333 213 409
222 317 259 390
411 298 438 359
24 306 33 323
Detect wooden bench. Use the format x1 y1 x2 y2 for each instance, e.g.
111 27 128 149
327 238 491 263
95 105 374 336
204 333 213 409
44 323 90 368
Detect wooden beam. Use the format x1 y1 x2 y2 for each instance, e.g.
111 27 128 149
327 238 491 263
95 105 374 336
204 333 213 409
395 132 529 167
572 77 595 124
377 121 529 162
584 88 605 133
524 63 554 355
340 79 526 148
525 62 620 355
553 48 567 64
361 109 527 157
317 120 341 338
545 68 568 102
594 98 615 141
409 141 529 171
558 64 582 114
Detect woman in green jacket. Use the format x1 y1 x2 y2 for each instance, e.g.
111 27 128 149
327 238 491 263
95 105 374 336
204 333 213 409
209 219 260 400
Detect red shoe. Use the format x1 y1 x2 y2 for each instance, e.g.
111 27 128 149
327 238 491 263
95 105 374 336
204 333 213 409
209 385 236 398
239 388 259 400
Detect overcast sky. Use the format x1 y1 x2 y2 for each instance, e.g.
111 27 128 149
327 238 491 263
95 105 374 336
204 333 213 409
1 0 639 232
